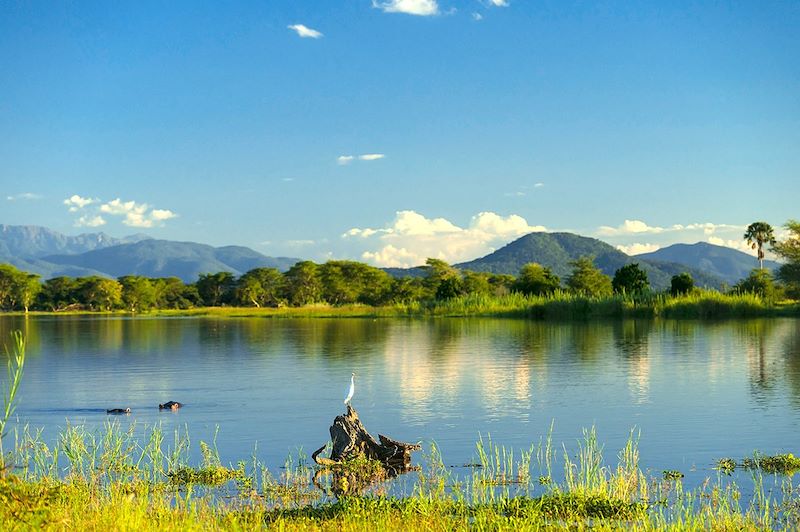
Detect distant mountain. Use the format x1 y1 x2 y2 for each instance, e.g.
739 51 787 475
42 240 300 282
636 242 779 285
455 232 724 290
0 224 149 258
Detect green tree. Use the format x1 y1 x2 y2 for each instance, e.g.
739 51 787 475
422 258 464 300
565 256 612 297
195 272 235 306
119 276 156 312
284 261 321 306
15 273 41 313
462 271 493 297
151 277 196 309
318 261 393 306
773 220 800 299
388 277 426 303
744 221 776 270
77 277 122 311
612 263 649 295
487 273 515 296
235 268 286 307
670 272 694 296
734 268 777 300
0 264 20 310
513 263 561 296
39 276 80 311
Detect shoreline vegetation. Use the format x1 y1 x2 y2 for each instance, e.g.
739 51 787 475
2 420 799 530
3 291 800 320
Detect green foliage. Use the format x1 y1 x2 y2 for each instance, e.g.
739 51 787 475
513 263 560 296
741 452 800 475
744 221 776 269
234 267 286 307
38 276 79 311
565 256 612 297
195 272 235 306
319 261 393 306
733 269 777 300
670 272 694 296
422 258 464 300
0 264 41 312
1 331 25 469
612 264 649 295
119 276 156 312
76 276 122 311
774 220 800 299
284 261 322 306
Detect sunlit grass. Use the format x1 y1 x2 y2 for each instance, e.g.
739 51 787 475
2 421 799 530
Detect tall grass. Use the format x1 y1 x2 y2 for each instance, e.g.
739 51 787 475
1 330 25 472
2 421 799 530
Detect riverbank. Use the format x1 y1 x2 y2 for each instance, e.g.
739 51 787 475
6 291 800 319
1 423 793 531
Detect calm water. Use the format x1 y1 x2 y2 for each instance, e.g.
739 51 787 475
2 315 800 490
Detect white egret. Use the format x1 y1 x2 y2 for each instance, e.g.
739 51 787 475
344 372 355 405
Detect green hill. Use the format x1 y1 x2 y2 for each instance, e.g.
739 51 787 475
456 232 723 290
636 242 779 285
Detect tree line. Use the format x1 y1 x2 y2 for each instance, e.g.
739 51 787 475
0 220 797 312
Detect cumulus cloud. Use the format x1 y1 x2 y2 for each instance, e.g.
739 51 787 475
707 236 757 255
598 220 745 237
337 155 355 165
63 195 97 212
372 0 439 16
74 215 106 228
359 153 385 161
98 198 178 228
7 192 42 201
287 24 323 38
490 0 509 6
344 210 546 268
616 243 660 256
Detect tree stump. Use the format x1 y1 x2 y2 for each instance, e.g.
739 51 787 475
312 405 420 473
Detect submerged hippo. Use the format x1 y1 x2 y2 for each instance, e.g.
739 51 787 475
106 408 131 414
158 401 183 410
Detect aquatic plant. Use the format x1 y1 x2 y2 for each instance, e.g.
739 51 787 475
0 331 25 473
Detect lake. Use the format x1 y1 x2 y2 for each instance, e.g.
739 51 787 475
1 315 799 492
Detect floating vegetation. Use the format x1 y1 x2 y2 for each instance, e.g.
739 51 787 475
742 453 800 475
662 470 684 480
716 458 737 475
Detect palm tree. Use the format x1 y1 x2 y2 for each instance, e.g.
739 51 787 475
744 222 776 270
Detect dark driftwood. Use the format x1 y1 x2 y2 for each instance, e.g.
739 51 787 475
312 405 420 472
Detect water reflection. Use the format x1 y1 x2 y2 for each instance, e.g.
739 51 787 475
1 315 800 491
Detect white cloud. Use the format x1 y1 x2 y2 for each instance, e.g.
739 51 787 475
489 0 509 6
74 215 106 228
99 198 178 228
63 195 97 212
372 0 439 16
7 192 41 201
150 209 177 221
597 219 665 236
707 236 757 256
287 24 323 39
598 219 746 237
338 153 384 165
345 210 546 267
286 239 316 247
533 182 544 188
472 12 483 21
616 243 660 256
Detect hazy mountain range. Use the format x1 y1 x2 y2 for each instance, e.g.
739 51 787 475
0 224 773 288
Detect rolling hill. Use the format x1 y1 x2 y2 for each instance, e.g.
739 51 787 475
636 242 779 285
455 232 724 290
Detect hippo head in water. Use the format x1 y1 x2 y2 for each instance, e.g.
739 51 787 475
159 401 183 410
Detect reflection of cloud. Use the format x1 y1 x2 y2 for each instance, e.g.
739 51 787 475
345 210 546 267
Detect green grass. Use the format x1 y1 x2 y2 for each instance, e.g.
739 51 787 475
2 422 799 530
7 290 798 320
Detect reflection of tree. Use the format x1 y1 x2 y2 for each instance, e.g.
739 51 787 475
780 321 800 407
283 319 390 363
735 320 778 398
613 320 652 359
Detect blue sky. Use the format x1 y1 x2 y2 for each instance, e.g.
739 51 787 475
2 0 798 266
